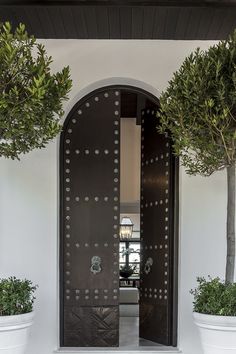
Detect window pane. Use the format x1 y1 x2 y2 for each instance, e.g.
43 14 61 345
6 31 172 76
132 230 140 239
129 264 140 277
119 240 141 278
129 243 140 252
119 242 126 263
129 252 140 263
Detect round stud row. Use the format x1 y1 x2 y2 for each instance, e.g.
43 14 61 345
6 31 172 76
66 295 118 300
142 288 167 293
140 288 168 298
142 244 169 250
70 242 119 248
66 148 120 155
69 196 119 202
140 293 168 300
66 288 118 294
142 153 170 165
64 192 119 203
141 201 169 208
141 199 169 206
141 109 156 116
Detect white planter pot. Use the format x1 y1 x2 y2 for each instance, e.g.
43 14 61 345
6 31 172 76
193 312 236 354
0 312 34 354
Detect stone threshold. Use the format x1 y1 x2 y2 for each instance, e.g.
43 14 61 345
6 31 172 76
55 348 182 354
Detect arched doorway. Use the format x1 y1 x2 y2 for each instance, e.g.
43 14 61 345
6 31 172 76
60 85 178 348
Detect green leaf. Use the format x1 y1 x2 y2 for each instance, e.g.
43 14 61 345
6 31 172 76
190 277 236 316
0 21 73 160
0 277 37 316
158 29 236 176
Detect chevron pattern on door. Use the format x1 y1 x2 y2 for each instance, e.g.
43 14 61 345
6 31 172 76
64 306 119 347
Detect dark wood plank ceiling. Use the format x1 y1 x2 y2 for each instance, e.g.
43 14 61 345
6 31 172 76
0 1 236 39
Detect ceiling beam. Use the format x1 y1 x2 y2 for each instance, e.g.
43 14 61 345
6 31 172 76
1 0 236 7
0 1 235 39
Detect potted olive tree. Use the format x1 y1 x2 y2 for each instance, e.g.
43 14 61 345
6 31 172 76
0 278 37 354
0 22 72 354
158 31 236 354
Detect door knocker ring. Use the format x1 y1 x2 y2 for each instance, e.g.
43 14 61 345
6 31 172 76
90 256 102 275
144 257 153 275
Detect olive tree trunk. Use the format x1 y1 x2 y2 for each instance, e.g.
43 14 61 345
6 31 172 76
226 163 235 283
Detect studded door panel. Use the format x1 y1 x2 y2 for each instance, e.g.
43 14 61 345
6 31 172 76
139 108 174 345
60 89 120 347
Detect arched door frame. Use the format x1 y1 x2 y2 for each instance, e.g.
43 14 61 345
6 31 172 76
59 84 179 349
62 84 159 128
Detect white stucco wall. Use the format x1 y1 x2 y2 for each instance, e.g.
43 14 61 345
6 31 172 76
0 39 230 354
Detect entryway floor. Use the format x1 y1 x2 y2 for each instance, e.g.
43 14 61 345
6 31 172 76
56 317 180 353
120 317 161 347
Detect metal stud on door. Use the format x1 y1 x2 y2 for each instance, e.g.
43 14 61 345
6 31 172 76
139 108 175 346
60 89 121 347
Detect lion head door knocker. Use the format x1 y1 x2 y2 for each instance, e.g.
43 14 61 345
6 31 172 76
144 257 153 275
90 256 102 275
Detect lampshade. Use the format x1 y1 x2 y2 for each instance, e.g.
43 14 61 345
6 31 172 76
120 217 134 240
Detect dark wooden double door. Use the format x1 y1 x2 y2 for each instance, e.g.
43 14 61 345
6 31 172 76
60 87 177 347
